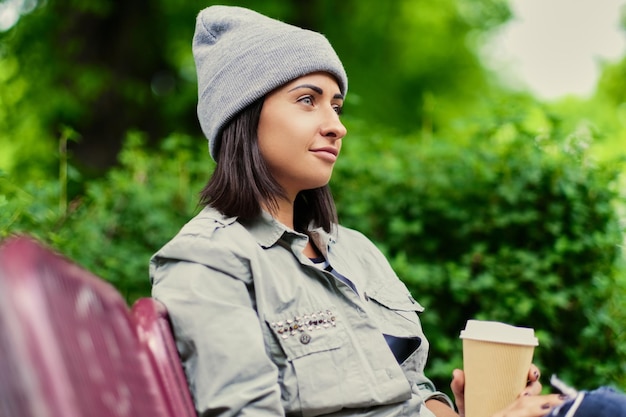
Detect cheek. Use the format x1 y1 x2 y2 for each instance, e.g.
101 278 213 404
258 124 303 162
257 110 309 169
257 120 281 161
257 133 289 176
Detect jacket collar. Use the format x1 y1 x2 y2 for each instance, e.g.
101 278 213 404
236 208 337 253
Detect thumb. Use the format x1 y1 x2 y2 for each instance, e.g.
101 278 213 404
451 369 466 417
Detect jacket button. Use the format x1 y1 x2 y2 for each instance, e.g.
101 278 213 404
300 333 312 344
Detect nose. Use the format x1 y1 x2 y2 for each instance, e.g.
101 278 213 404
320 109 347 140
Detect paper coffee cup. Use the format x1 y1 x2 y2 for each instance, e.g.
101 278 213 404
460 320 539 417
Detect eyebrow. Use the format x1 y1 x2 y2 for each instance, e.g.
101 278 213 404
288 84 344 100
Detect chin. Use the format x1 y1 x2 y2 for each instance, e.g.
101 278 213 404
302 179 331 191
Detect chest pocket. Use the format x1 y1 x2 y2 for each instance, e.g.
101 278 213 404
264 307 346 417
365 282 430 382
365 282 425 340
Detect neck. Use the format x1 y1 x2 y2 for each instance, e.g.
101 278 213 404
264 197 295 230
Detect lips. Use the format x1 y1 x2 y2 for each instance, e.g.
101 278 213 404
311 146 338 157
310 146 339 163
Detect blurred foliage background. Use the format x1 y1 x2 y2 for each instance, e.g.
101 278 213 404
1 0 625 398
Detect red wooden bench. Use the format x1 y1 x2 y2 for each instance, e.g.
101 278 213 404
0 236 196 417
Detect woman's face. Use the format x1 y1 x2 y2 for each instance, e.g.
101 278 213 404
258 72 347 200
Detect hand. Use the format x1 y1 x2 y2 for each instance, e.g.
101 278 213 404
489 365 564 416
491 394 564 417
450 364 547 417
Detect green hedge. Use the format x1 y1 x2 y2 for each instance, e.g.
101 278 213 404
0 132 210 301
332 122 625 392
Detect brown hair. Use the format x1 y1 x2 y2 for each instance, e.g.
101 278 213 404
199 98 337 233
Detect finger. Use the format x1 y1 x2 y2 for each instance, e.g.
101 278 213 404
536 394 565 416
521 378 543 396
450 369 465 414
494 394 565 417
450 368 465 395
527 364 541 384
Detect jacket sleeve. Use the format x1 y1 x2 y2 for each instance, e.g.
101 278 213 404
414 380 455 409
151 249 284 417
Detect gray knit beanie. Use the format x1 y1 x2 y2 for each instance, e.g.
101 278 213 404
193 5 348 160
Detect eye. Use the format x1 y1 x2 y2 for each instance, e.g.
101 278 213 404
333 105 343 115
297 95 314 106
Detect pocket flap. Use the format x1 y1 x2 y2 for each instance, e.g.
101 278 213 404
265 308 342 360
367 283 424 313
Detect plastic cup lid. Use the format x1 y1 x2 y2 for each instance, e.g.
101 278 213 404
460 320 539 346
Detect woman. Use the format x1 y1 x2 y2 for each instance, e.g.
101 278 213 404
150 5 568 416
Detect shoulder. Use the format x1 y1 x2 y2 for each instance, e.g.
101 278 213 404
152 206 257 267
330 225 394 273
334 225 424 310
334 224 383 255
